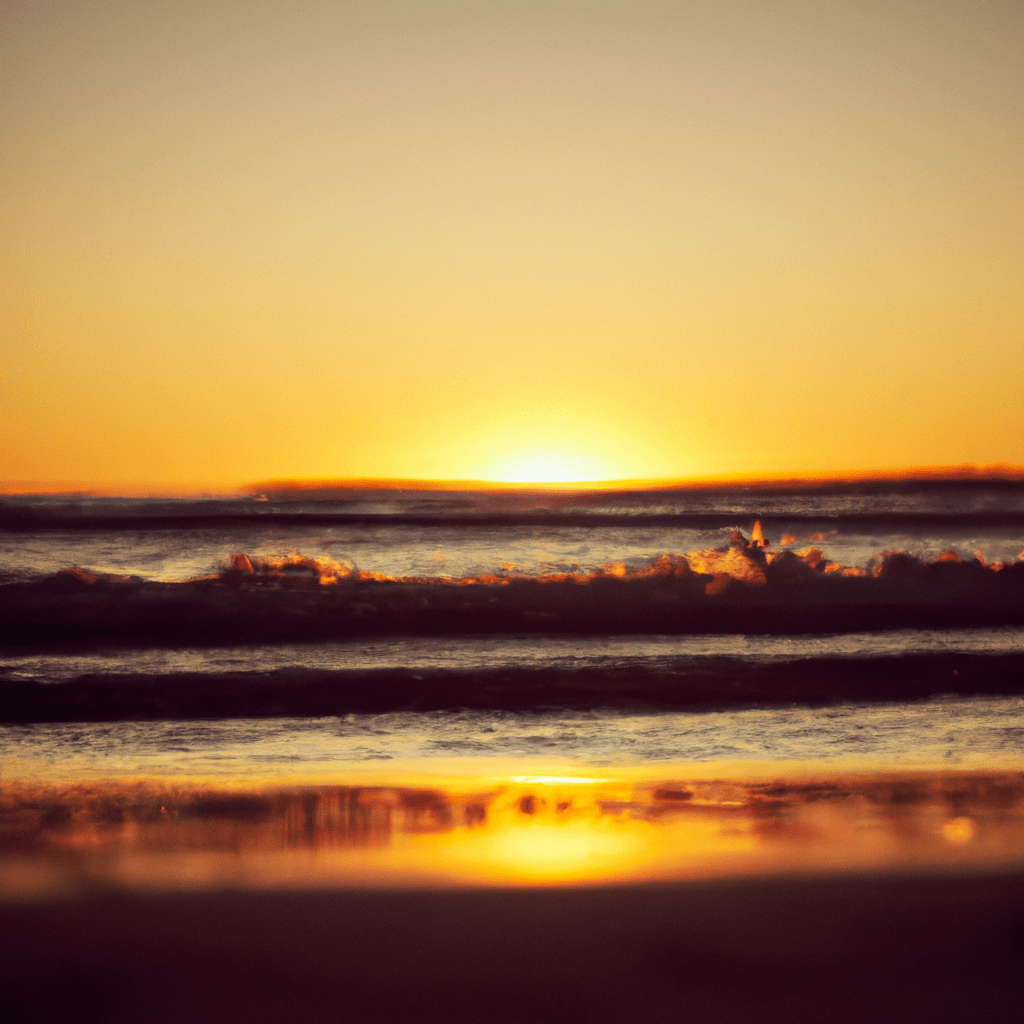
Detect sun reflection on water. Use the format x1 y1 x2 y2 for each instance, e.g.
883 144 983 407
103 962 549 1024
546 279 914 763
1 771 1022 895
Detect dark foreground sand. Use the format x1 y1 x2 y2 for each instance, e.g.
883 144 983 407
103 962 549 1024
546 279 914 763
4 872 1023 1023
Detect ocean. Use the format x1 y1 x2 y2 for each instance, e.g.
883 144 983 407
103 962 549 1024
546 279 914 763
2 477 1023 892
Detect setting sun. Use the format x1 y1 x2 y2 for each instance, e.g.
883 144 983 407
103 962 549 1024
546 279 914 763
489 452 606 485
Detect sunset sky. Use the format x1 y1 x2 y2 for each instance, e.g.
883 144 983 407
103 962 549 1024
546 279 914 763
3 1 1022 489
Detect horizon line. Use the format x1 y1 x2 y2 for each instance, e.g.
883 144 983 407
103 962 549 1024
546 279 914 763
244 463 1024 494
4 463 1024 498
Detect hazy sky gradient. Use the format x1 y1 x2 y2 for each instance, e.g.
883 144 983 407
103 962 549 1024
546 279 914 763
3 1 1022 487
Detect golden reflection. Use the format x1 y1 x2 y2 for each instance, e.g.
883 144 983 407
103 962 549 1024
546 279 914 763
942 817 977 845
2 771 1022 896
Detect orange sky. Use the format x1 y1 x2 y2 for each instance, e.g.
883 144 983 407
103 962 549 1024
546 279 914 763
3 1 1022 490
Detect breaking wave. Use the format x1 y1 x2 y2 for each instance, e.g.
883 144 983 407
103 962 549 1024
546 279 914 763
3 529 1023 650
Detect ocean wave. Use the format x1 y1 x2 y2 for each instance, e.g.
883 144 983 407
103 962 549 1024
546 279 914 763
3 651 1024 721
1 533 1023 649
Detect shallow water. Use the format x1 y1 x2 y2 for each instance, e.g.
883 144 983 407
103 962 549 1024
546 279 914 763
4 696 1022 784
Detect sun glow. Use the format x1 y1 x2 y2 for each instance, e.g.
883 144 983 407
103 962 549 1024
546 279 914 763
489 451 613 485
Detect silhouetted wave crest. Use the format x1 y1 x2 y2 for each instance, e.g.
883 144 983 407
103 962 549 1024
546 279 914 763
2 547 1022 650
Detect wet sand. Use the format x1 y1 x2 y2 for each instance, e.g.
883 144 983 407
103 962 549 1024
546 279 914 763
4 873 1024 1023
